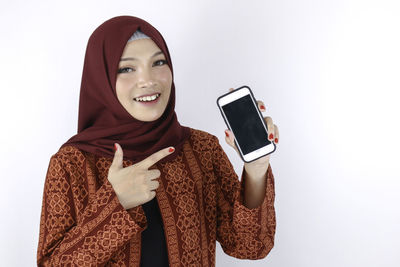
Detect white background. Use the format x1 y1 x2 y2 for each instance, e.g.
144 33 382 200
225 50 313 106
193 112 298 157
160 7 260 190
1 0 399 266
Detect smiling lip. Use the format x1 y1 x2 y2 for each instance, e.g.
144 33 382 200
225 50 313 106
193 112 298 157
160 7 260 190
135 92 161 98
133 92 161 105
135 96 160 105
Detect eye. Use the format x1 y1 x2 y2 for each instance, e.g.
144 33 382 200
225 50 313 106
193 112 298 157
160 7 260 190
153 60 167 67
117 67 134 73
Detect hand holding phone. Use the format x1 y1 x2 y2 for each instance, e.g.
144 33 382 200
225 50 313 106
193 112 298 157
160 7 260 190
217 86 276 162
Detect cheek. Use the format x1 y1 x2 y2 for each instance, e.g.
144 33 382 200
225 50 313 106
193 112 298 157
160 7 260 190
115 77 133 100
153 65 170 82
157 68 172 92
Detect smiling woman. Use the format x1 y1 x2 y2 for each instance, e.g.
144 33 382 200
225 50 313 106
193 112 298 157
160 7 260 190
36 15 277 267
116 35 172 122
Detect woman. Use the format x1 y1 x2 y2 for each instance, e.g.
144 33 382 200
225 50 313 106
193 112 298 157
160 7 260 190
37 15 278 267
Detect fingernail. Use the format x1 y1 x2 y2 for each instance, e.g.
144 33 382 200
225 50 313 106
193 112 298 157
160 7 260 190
260 105 265 110
169 147 175 153
275 138 278 143
225 131 229 137
269 133 274 140
114 143 117 152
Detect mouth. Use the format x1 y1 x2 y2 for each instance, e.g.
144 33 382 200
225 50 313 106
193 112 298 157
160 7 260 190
133 93 161 104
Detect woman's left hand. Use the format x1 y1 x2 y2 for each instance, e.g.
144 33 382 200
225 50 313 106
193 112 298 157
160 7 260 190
224 88 279 178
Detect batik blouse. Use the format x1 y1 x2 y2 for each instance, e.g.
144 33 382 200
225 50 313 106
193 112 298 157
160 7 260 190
37 128 276 266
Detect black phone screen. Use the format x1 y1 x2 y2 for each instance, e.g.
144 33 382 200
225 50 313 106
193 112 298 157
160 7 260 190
222 95 271 154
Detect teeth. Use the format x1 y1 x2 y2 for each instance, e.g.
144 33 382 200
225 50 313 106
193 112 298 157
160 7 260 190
134 94 160 102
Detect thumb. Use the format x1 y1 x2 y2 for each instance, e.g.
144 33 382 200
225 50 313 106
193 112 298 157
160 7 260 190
224 130 239 154
110 143 123 170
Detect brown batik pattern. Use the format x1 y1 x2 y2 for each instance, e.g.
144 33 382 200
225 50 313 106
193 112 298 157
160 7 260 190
153 165 181 266
37 147 147 266
160 152 203 266
37 128 276 266
187 129 276 260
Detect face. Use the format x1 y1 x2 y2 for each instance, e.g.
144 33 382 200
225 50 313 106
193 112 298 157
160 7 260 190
116 38 172 122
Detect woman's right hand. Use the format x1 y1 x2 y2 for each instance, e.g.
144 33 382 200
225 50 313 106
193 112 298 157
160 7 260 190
107 143 175 210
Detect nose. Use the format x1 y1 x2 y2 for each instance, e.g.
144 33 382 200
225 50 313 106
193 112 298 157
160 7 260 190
136 68 154 88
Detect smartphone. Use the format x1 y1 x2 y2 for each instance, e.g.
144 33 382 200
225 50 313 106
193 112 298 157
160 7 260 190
217 85 276 162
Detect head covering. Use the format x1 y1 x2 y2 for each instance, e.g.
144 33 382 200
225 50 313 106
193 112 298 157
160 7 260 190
60 16 190 164
128 30 150 42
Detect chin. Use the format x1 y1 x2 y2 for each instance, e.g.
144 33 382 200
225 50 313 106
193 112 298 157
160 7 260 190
124 99 168 121
140 116 161 122
130 111 164 122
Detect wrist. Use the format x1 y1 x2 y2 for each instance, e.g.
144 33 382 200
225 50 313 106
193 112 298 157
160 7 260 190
244 163 268 180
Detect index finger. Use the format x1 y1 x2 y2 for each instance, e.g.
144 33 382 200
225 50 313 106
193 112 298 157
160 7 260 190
138 146 175 169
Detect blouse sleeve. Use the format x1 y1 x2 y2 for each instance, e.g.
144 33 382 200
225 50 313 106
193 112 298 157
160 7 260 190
37 154 147 266
211 136 276 259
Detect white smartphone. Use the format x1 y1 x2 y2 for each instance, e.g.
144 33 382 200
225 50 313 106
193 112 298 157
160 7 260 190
217 85 276 162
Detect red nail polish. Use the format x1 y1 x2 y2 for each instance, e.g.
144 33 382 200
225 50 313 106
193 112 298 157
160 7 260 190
269 133 274 140
225 131 229 137
169 147 175 153
275 138 278 143
260 105 265 110
114 143 117 152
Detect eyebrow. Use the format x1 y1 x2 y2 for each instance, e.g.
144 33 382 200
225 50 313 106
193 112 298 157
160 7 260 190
120 51 164 61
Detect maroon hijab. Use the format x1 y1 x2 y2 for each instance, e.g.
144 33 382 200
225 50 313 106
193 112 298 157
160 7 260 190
60 16 190 163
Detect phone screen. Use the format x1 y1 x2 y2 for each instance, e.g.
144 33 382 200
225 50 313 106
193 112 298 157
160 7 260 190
222 95 271 155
